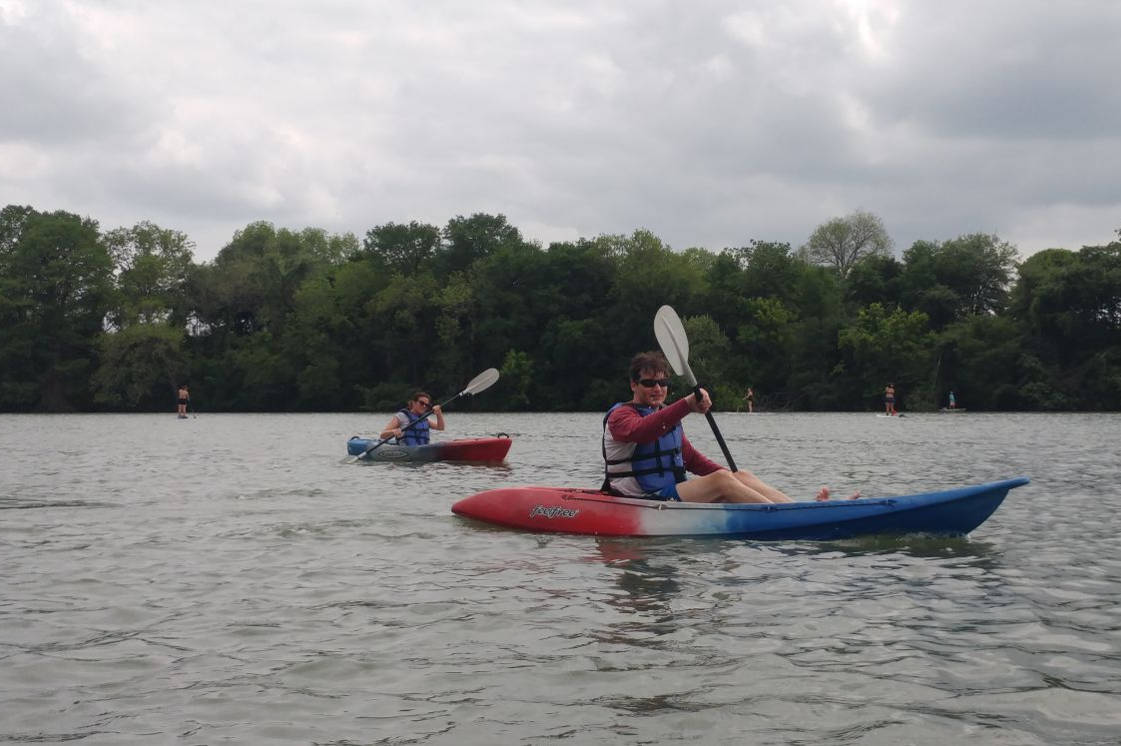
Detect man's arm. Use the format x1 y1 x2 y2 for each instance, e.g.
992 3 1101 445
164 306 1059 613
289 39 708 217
607 398 694 443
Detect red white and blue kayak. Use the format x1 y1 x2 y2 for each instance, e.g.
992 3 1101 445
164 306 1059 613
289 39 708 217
452 477 1029 539
347 436 512 463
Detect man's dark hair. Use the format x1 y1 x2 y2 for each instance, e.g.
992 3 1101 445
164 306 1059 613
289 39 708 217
629 351 670 381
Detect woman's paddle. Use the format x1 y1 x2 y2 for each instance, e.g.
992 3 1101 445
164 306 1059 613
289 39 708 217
653 305 739 471
351 367 500 462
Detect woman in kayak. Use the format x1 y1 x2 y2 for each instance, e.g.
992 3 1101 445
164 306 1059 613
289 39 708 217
603 352 858 503
380 391 444 445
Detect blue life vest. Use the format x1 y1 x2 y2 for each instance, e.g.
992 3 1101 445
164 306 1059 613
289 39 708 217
602 403 686 495
398 408 430 445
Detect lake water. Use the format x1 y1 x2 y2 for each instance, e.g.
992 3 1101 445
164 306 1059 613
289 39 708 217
1 411 1119 744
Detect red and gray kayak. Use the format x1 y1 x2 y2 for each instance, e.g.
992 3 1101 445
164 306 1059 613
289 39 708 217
452 477 1029 539
347 436 512 463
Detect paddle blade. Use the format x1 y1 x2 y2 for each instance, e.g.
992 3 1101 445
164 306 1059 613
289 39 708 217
463 367 500 396
654 305 697 385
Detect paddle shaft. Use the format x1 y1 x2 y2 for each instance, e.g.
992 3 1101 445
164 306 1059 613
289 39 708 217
692 385 738 472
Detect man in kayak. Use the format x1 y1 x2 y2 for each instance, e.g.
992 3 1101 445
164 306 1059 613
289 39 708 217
379 391 444 445
603 352 858 503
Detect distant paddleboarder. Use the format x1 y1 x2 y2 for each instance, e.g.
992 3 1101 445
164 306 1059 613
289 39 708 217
884 383 896 416
177 383 190 419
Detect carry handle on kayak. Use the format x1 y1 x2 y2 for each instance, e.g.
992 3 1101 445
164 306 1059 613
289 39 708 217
350 368 500 462
653 305 738 471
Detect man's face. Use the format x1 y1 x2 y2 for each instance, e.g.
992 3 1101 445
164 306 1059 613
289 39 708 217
630 367 670 407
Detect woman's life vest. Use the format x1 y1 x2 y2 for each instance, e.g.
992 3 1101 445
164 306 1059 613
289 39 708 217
602 403 686 496
397 408 431 445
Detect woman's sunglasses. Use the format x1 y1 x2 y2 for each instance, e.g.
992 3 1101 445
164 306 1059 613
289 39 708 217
636 378 670 388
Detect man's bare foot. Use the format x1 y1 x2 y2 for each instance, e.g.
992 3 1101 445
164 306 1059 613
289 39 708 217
815 487 862 501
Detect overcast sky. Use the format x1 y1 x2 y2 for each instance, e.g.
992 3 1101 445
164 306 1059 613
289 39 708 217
2 1 1119 263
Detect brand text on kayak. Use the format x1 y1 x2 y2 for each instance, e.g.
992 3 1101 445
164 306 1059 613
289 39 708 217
529 505 579 519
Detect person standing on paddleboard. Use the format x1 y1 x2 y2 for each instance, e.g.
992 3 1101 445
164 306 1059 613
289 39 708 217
380 391 444 445
603 352 857 503
884 383 896 416
177 383 189 418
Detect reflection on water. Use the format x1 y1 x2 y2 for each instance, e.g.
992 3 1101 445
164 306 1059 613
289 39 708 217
0 412 1119 744
593 539 683 620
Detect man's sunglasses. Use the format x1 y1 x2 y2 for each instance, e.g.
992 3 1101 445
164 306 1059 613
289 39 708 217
416 400 431 407
636 378 670 388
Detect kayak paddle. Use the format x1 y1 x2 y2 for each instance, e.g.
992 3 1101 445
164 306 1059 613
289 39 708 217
351 367 500 462
653 304 738 471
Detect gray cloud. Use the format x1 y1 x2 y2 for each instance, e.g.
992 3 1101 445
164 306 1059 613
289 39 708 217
1 0 1118 262
861 2 1121 139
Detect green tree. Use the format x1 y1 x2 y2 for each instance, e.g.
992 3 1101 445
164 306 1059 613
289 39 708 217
1008 242 1121 409
193 221 340 337
368 273 442 385
299 227 358 265
468 240 551 383
94 220 194 413
609 230 706 345
537 316 615 409
92 324 186 409
934 233 1019 315
900 234 1019 328
437 213 524 276
845 254 903 310
935 315 1029 410
236 331 294 410
185 221 357 409
735 297 797 399
362 221 440 275
499 349 534 409
681 314 736 408
0 209 112 411
282 273 347 410
800 210 893 278
836 303 936 409
0 204 35 257
530 238 622 409
102 221 195 327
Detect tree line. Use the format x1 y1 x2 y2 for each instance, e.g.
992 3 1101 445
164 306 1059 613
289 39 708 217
2 203 1119 413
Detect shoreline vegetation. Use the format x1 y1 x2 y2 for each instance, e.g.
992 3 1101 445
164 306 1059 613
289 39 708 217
2 204 1119 414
